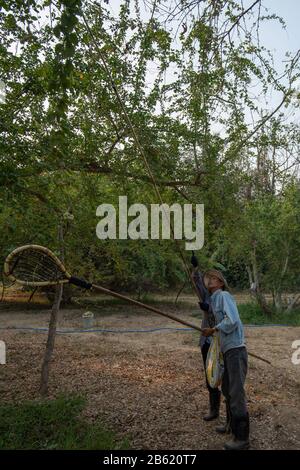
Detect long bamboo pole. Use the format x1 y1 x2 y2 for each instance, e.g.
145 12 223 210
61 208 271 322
91 283 271 365
92 283 202 332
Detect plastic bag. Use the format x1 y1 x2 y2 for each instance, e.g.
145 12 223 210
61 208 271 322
206 334 224 388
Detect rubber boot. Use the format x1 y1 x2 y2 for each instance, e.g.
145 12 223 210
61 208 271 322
203 389 221 421
215 400 232 434
224 413 250 450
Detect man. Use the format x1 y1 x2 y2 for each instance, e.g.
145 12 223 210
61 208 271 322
201 269 250 450
191 254 221 422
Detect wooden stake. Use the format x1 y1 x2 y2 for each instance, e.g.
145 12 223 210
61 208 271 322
39 224 65 396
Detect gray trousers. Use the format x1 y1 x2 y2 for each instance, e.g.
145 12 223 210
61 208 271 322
221 346 248 420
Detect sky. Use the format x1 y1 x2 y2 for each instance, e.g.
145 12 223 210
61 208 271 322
261 0 300 61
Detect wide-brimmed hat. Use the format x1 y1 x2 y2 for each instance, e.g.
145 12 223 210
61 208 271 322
203 269 229 291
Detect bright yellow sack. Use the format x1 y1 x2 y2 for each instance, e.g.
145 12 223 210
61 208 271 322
206 334 224 388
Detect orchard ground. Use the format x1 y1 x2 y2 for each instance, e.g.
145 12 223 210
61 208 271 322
0 288 300 450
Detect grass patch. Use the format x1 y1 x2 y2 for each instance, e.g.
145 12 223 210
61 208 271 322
0 395 130 450
239 302 300 326
192 301 300 326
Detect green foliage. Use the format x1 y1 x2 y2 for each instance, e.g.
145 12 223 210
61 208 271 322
0 394 130 450
0 0 300 306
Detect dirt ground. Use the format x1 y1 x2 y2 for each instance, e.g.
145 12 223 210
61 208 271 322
1 298 300 450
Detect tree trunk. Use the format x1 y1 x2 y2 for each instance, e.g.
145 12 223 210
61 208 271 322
246 264 254 287
274 253 289 311
246 264 257 301
251 241 273 317
285 293 300 313
39 223 65 396
274 290 283 311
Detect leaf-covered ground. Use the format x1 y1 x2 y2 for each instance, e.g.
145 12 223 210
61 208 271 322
1 304 300 450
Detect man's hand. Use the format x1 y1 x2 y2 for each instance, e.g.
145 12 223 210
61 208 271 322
201 327 215 337
199 301 209 311
191 251 198 268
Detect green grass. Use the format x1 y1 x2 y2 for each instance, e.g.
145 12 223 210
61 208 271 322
192 301 300 326
0 395 130 450
239 302 300 326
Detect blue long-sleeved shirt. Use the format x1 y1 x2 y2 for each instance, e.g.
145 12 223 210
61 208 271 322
210 289 245 354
